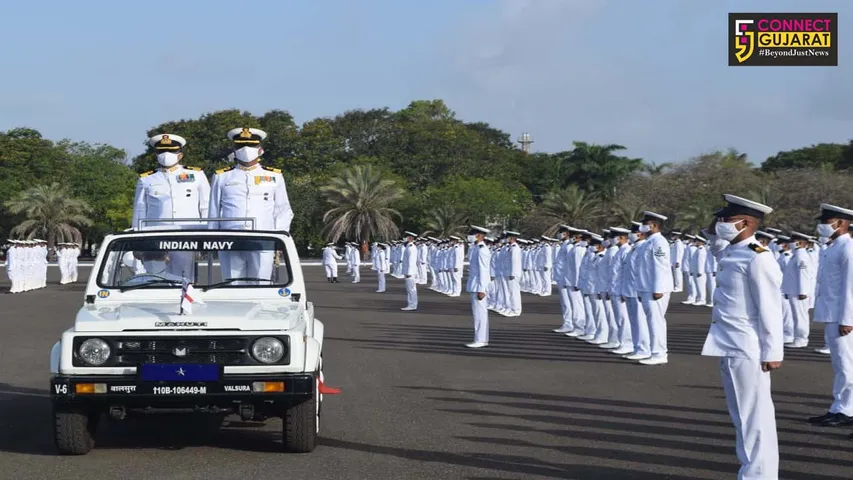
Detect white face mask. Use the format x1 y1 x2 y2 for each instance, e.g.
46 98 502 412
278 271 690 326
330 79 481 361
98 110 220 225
628 233 638 243
467 235 476 243
714 219 744 242
577 241 587 248
156 152 180 168
818 236 830 245
816 222 838 238
602 239 611 248
639 224 651 234
234 146 261 163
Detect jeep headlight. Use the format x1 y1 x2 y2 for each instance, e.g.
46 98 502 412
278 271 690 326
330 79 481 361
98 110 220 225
251 337 284 364
79 338 111 366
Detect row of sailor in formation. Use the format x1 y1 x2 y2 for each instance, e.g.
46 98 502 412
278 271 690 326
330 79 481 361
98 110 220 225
345 196 853 480
3 240 80 293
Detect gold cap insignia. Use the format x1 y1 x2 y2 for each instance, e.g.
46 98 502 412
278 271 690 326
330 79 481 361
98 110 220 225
161 134 172 145
240 128 252 139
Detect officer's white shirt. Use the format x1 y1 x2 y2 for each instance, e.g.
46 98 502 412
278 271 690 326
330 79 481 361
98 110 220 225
671 239 685 267
813 234 853 325
401 242 418 276
690 245 707 275
610 242 632 296
208 164 293 231
702 235 783 362
132 166 210 229
638 232 673 294
781 247 812 297
467 241 491 293
322 247 342 264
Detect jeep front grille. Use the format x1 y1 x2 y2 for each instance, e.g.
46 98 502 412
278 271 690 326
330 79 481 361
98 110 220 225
71 336 291 367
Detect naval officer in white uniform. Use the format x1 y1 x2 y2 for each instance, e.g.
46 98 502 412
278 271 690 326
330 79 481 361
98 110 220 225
131 133 210 280
703 194 782 480
637 211 673 365
208 128 294 283
808 204 853 431
467 226 492 348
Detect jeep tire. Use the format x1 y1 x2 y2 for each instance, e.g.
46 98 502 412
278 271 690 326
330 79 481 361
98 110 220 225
54 407 99 455
281 372 318 453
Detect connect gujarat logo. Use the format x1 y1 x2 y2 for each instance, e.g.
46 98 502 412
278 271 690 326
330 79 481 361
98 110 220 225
729 13 837 66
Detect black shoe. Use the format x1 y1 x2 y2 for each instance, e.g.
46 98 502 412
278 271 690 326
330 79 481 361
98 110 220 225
809 412 837 424
821 413 853 427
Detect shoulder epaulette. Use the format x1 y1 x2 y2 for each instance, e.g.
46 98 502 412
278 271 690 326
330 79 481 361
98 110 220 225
139 170 153 178
184 166 202 171
215 166 234 175
262 165 282 174
748 243 768 253
478 244 484 248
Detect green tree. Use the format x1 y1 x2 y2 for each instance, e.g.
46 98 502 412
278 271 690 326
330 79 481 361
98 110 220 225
536 186 601 235
320 164 404 242
761 143 846 172
553 142 644 199
423 176 532 229
422 206 468 238
4 183 93 246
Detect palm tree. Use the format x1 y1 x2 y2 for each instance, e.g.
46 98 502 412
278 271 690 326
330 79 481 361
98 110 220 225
641 162 673 176
675 197 719 234
320 164 404 243
3 183 93 246
610 201 644 227
748 183 779 226
537 185 601 235
423 206 467 238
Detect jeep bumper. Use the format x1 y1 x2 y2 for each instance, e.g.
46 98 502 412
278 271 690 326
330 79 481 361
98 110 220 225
50 373 314 410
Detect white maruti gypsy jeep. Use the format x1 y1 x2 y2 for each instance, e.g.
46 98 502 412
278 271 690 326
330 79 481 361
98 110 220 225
49 221 337 455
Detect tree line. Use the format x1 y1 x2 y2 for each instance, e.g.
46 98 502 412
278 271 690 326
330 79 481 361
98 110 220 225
2 99 852 254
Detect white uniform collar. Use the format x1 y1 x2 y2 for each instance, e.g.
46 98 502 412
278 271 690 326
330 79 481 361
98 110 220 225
237 163 261 171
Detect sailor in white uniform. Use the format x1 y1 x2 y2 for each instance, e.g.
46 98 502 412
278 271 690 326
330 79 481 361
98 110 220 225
322 243 342 283
808 204 853 432
467 226 492 348
375 243 389 292
782 232 815 349
209 128 293 284
637 211 673 365
703 194 782 480
350 242 361 283
670 231 685 293
401 232 419 311
132 133 210 281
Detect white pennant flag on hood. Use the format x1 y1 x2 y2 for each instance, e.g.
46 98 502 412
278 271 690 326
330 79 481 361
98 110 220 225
180 280 204 315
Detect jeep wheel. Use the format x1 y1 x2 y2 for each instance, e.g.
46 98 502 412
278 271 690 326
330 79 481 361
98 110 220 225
281 372 318 453
54 407 99 455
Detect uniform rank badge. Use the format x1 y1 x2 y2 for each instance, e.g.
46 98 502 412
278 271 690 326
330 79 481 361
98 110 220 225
254 175 276 185
177 173 195 183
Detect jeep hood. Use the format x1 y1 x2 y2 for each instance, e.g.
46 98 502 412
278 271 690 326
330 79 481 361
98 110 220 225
75 301 303 332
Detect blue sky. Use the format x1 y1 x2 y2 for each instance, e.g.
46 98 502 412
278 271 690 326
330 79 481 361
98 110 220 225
1 0 850 165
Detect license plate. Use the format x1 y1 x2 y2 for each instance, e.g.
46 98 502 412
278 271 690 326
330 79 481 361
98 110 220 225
139 364 221 382
152 385 208 395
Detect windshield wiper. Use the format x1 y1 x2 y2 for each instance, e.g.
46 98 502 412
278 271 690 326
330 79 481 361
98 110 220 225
203 277 274 291
119 279 182 292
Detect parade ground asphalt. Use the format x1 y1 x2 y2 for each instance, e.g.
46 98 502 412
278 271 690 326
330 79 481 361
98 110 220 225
0 266 850 480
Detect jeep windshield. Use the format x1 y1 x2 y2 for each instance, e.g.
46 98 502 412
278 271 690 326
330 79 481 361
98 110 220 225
96 234 291 289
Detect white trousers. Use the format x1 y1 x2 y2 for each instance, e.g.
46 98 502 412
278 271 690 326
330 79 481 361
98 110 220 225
453 272 463 296
568 289 584 329
693 275 707 304
219 251 273 284
377 271 386 292
507 277 522 315
583 295 595 336
826 324 853 416
612 296 631 347
323 263 338 279
539 271 551 296
672 267 683 292
707 274 716 304
472 293 489 343
404 277 418 308
603 295 617 344
684 270 694 301
720 357 779 480
627 297 650 356
781 298 793 342
352 266 360 283
789 297 809 343
641 292 669 358
591 296 608 342
417 264 427 285
558 287 573 329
